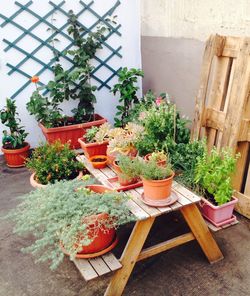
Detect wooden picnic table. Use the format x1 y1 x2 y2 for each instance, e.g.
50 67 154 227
75 155 224 296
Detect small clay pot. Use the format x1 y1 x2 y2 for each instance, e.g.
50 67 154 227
90 155 108 169
1 142 30 168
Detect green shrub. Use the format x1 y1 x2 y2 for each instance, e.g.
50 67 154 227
26 141 84 185
195 148 239 205
6 178 134 270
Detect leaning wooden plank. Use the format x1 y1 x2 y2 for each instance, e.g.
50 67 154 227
89 257 110 276
102 253 122 271
192 34 226 140
235 192 250 219
73 259 98 281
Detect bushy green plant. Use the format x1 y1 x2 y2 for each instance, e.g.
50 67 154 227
26 141 84 185
0 98 28 149
112 67 144 127
135 103 190 156
6 178 134 270
116 154 139 179
85 122 111 143
195 148 239 205
138 159 173 180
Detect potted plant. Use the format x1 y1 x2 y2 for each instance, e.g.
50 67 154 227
144 151 168 166
113 154 139 186
26 11 112 149
0 98 29 167
107 122 144 165
78 122 111 159
26 140 85 188
89 155 108 169
194 148 239 227
6 178 134 269
111 67 144 127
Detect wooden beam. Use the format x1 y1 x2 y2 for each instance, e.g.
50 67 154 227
181 204 224 264
202 108 226 131
137 232 195 262
235 191 250 219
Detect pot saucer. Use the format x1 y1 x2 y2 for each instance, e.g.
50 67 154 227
61 235 118 259
140 191 178 207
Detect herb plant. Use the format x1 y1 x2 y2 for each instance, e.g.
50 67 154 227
0 98 28 149
137 158 173 180
112 67 144 127
26 140 84 185
195 148 239 205
7 178 134 270
116 154 139 180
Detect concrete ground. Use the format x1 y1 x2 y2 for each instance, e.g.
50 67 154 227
0 158 250 296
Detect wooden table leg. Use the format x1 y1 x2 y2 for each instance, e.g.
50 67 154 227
181 204 224 263
104 217 155 296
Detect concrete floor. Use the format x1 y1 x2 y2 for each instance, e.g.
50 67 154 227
0 158 250 296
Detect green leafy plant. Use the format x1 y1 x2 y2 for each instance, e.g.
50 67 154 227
26 140 84 185
195 148 239 205
112 67 144 127
148 151 168 162
137 158 173 180
6 178 134 270
0 98 28 149
116 154 139 180
85 122 111 143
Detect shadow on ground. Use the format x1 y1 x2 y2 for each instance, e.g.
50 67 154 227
0 158 249 296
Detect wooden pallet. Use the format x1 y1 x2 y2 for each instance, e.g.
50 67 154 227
191 34 250 219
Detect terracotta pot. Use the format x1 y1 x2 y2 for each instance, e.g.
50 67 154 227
78 138 108 159
106 148 138 167
1 143 30 168
141 173 174 200
30 171 83 189
113 160 138 186
39 114 107 149
144 153 166 166
199 196 238 227
75 184 116 254
90 155 108 169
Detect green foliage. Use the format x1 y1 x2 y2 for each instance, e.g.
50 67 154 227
195 148 239 205
7 179 134 270
112 67 144 127
85 123 111 143
137 158 173 180
148 151 168 162
0 98 28 149
85 126 99 143
135 103 190 156
116 155 139 179
26 141 84 185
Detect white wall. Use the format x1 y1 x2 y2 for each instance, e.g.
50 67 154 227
0 0 141 151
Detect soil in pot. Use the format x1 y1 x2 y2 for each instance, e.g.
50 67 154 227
90 155 108 169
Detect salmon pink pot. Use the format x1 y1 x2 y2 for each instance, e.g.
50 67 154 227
75 184 116 255
78 138 108 159
199 196 238 227
1 143 30 168
30 171 83 189
142 173 174 200
39 114 107 149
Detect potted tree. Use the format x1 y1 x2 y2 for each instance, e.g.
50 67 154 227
7 178 134 269
26 11 111 149
78 122 111 159
26 140 84 188
195 148 239 227
0 98 29 167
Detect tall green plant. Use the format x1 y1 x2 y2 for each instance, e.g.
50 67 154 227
112 67 144 127
1 98 28 149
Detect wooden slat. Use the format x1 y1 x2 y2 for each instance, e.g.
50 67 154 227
244 164 250 196
235 191 250 219
233 142 249 191
173 181 201 203
203 108 226 131
137 232 195 262
89 257 110 276
102 253 122 271
73 259 98 281
172 188 192 206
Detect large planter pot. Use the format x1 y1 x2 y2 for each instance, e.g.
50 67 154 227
73 184 116 256
78 138 108 159
39 114 107 149
199 196 238 227
30 171 83 189
113 160 138 186
142 173 174 201
1 143 30 168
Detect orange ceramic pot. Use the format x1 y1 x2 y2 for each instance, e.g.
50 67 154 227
144 153 166 166
75 184 116 255
30 171 83 189
1 143 30 168
39 114 107 149
113 160 138 186
90 155 108 169
142 173 174 200
78 138 108 159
